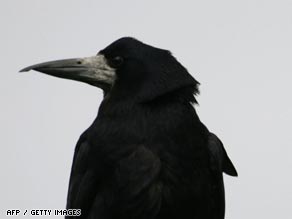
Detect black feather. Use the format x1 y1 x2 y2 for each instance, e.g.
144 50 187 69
26 37 237 219
208 133 238 177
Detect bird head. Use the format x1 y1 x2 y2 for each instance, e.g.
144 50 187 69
20 37 199 103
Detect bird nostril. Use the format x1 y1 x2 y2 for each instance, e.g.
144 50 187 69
77 61 82 65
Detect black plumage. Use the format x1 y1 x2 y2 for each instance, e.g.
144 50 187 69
21 37 237 219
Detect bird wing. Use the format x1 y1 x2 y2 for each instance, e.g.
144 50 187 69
207 132 237 219
208 132 238 177
66 131 92 210
111 146 162 219
66 136 162 219
66 131 111 218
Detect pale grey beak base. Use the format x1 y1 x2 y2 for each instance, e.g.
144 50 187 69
20 55 116 89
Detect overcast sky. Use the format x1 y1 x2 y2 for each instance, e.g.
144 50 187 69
1 0 292 218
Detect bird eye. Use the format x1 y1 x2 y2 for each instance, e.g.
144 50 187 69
110 56 124 68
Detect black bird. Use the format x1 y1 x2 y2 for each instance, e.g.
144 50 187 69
20 37 237 219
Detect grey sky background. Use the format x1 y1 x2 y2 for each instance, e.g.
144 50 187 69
1 0 291 218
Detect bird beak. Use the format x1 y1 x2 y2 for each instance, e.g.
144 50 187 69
20 55 116 89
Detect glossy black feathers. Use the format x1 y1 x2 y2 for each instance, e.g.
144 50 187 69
63 37 237 219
